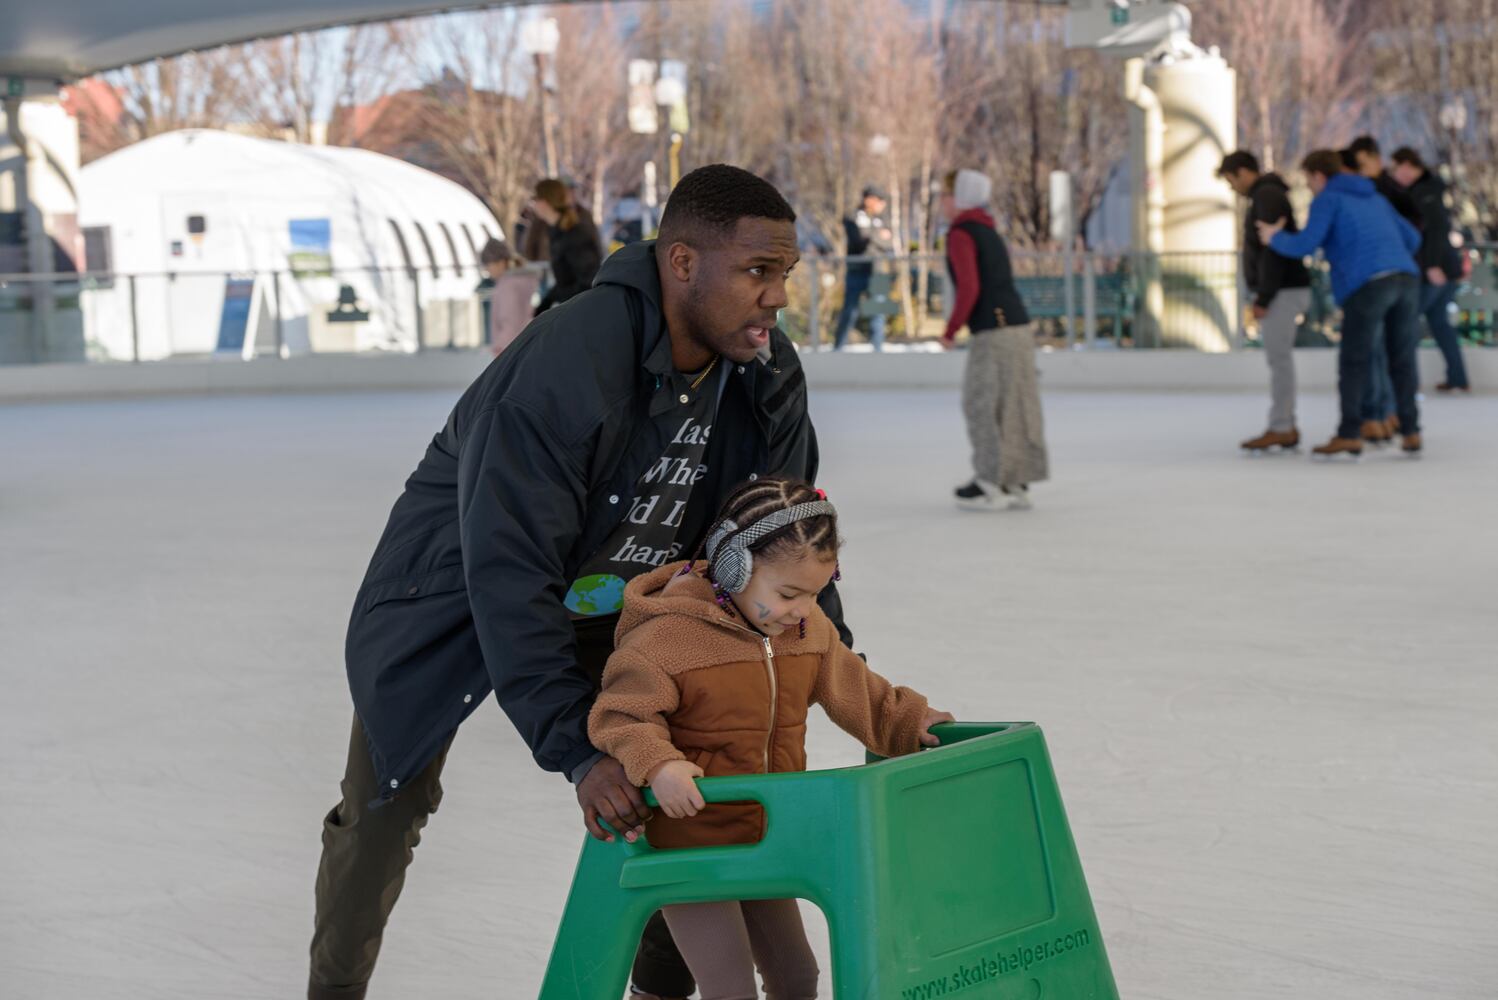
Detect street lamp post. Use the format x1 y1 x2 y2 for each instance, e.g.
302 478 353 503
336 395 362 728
654 61 688 191
522 17 561 176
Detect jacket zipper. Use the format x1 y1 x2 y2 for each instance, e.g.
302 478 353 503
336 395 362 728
668 593 782 772
761 636 777 772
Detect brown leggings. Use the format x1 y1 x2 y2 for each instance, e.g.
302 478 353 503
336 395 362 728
661 898 820 999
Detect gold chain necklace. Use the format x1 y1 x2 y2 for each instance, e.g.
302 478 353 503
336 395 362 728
689 355 720 392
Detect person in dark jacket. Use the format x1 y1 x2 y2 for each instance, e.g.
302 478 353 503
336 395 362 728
308 165 840 1000
1392 147 1471 392
1218 150 1314 452
532 177 603 314
1259 149 1423 458
1348 135 1422 229
832 185 894 350
940 168 1048 510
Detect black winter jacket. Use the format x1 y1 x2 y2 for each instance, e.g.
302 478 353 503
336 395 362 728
1242 174 1312 309
536 215 603 314
344 241 845 800
1405 171 1462 280
1375 171 1422 229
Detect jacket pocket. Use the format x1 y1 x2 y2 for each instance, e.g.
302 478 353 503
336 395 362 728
360 564 467 614
687 746 718 776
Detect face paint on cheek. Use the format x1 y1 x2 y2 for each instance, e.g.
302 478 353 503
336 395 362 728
754 601 772 622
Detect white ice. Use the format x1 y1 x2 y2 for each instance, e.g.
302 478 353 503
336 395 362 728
2 386 1495 999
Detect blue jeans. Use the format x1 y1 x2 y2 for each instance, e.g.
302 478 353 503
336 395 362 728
833 269 886 350
1338 274 1421 440
1421 281 1468 388
1362 324 1394 421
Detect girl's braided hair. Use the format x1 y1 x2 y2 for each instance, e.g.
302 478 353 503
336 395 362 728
694 476 840 571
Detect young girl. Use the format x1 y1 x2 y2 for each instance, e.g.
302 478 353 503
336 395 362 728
588 477 953 1000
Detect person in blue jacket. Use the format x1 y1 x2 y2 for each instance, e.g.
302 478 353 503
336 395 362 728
1257 149 1424 457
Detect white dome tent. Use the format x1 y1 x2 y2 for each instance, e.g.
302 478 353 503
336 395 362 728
78 129 502 359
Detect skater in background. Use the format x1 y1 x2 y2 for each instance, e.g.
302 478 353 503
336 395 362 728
1217 151 1314 453
531 177 603 315
590 478 953 999
477 239 540 356
940 168 1049 510
1391 147 1472 394
1348 136 1422 228
832 186 894 351
1338 147 1398 443
1258 149 1423 458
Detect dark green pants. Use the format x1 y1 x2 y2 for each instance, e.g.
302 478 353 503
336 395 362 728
308 618 694 999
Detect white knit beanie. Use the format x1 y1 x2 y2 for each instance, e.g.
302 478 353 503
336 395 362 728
953 169 992 211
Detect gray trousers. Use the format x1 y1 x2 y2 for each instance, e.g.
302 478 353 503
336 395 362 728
961 324 1049 489
1260 288 1312 433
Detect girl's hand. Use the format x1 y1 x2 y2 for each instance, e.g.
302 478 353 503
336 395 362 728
919 708 957 747
648 759 706 818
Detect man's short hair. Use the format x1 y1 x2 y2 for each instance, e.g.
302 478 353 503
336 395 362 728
1348 135 1381 158
1217 150 1260 177
656 164 796 251
1302 149 1346 179
1338 147 1360 171
862 185 890 202
1391 146 1426 171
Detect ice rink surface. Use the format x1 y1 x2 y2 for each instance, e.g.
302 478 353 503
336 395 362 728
2 384 1495 999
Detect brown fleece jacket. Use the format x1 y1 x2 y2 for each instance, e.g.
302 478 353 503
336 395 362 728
587 560 930 848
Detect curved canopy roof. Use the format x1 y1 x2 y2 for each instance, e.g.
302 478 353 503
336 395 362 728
0 2 520 80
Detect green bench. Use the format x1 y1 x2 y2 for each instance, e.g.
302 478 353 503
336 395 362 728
1013 273 1133 341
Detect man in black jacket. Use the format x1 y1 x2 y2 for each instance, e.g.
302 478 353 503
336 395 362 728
1348 135 1422 229
308 165 841 1000
833 185 894 350
1218 151 1314 451
1392 147 1471 392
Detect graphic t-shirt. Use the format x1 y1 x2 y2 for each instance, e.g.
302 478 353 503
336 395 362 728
565 362 725 617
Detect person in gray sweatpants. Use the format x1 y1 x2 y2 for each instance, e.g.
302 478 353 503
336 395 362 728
941 168 1049 510
1218 151 1314 452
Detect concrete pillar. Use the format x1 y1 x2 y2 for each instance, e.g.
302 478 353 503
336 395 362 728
0 92 85 363
1147 51 1238 351
1124 58 1166 348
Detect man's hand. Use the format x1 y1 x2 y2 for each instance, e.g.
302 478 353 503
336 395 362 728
1255 216 1287 244
1251 304 1269 321
940 333 957 351
576 756 650 843
919 708 957 747
648 759 706 819
1426 266 1449 287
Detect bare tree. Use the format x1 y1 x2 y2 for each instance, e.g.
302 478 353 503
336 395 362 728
861 0 941 334
1372 0 1498 235
546 3 636 229
391 12 539 234
938 5 1127 251
233 25 407 144
1194 0 1371 172
72 51 247 162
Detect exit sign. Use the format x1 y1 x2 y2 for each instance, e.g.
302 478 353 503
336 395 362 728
1110 7 1130 25
6 78 23 97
